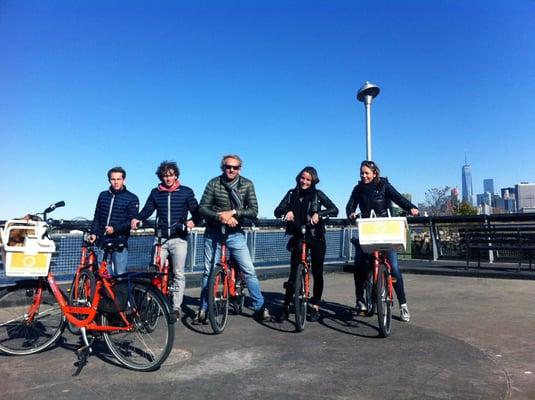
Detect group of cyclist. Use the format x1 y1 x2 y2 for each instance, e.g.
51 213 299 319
89 154 419 324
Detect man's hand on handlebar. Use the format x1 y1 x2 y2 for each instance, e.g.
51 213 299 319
186 220 195 230
348 212 360 220
409 208 419 217
131 218 141 230
104 226 114 235
88 234 97 244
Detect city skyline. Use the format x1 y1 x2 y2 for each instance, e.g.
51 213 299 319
1 1 535 219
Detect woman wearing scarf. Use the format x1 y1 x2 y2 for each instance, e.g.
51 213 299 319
274 166 338 322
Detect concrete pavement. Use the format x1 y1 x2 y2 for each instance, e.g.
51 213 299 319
1 271 535 400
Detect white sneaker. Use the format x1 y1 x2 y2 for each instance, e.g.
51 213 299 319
400 303 410 322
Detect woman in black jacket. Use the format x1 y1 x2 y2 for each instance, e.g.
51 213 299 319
346 160 419 322
274 166 338 321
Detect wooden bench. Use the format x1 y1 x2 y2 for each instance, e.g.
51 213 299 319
461 225 535 271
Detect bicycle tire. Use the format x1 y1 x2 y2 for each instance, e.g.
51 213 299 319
293 263 307 332
364 273 375 317
376 263 392 338
208 265 229 334
0 279 65 355
67 269 96 335
101 282 174 371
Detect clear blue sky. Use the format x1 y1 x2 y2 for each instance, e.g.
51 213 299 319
1 1 534 220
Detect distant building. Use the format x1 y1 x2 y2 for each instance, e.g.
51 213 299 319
501 187 516 200
516 183 535 212
483 179 495 195
476 192 492 206
461 162 473 206
501 187 516 212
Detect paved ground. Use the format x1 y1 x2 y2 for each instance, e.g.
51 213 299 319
1 270 535 400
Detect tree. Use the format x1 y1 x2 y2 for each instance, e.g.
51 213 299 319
424 186 451 215
456 201 478 215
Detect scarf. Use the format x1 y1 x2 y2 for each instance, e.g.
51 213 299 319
289 186 315 227
220 176 243 209
158 180 180 193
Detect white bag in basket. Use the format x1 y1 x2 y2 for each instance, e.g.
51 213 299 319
357 210 408 252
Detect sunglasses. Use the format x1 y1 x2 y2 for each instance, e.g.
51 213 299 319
224 165 241 171
360 161 376 168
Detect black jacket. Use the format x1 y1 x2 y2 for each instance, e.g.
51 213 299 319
90 186 139 247
345 177 416 218
137 185 200 239
274 188 338 237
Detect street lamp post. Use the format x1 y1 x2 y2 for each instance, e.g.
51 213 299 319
357 81 380 161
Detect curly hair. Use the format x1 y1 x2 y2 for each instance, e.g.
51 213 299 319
156 161 180 180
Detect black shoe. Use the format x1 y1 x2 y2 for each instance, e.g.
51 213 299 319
278 305 290 322
173 309 182 321
255 307 272 322
309 307 320 322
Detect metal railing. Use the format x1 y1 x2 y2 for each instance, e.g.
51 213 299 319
2 213 535 285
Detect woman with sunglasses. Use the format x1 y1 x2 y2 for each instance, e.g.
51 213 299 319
346 160 419 322
274 166 338 322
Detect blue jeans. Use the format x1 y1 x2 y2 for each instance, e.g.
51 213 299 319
199 228 265 311
96 247 129 276
353 241 407 305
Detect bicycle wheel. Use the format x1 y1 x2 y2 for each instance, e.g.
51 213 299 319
67 269 96 335
364 273 375 317
0 280 65 355
208 265 229 334
375 263 392 338
293 263 307 332
101 282 174 371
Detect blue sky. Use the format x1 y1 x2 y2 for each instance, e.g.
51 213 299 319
1 1 534 220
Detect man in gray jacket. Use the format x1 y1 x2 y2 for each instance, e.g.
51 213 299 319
193 154 271 324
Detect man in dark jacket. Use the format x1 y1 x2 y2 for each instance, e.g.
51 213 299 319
89 166 139 276
193 154 271 324
131 161 199 320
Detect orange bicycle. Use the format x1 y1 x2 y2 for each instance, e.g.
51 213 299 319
146 220 188 297
282 224 311 332
207 226 247 334
0 202 175 373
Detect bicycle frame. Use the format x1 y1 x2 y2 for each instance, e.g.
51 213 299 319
151 234 170 296
370 250 394 303
51 253 134 332
218 237 242 300
299 234 311 299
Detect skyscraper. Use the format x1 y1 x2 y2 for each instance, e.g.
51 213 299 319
483 179 494 195
516 183 535 212
461 157 473 205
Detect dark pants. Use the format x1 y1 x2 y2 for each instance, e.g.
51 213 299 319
284 236 326 306
353 240 407 305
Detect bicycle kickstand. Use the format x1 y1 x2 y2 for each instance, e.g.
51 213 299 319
73 327 94 376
